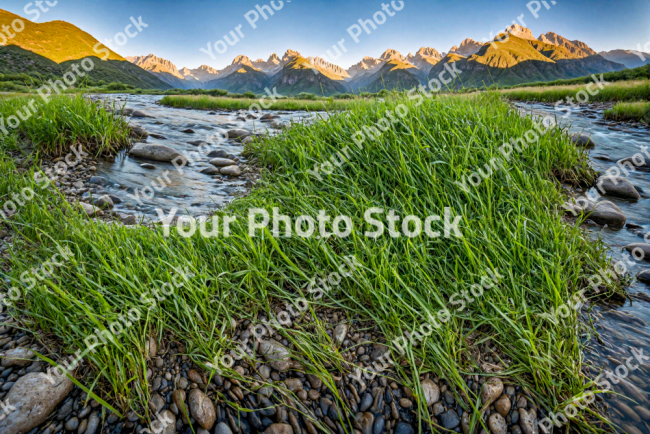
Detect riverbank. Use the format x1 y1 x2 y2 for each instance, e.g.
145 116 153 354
0 91 630 434
605 101 650 124
160 95 362 112
499 79 650 103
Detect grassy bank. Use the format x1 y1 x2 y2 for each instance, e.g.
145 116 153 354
500 79 650 103
500 65 650 89
604 101 650 123
0 94 130 157
160 94 360 111
1 92 620 431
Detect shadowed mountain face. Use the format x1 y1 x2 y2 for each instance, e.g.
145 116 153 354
429 34 625 88
272 56 348 95
599 50 650 69
204 64 269 94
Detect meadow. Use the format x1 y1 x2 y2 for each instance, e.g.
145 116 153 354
604 101 650 123
159 94 361 111
499 79 650 103
0 91 622 432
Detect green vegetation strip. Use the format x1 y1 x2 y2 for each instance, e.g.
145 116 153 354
500 79 650 103
0 92 619 430
604 101 650 124
499 65 650 89
160 95 360 111
0 94 130 157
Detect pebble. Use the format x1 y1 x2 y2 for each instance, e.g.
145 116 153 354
518 408 538 434
488 413 507 434
440 410 460 430
188 389 216 430
420 379 440 406
399 398 412 408
481 377 504 408
64 417 79 431
494 394 511 416
264 423 294 434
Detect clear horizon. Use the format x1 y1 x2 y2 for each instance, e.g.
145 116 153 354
1 0 649 70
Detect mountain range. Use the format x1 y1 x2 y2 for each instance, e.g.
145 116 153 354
1 8 648 95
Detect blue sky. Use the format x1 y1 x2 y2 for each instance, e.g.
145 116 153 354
3 0 649 69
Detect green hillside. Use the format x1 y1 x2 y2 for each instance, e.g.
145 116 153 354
0 9 124 63
362 60 422 91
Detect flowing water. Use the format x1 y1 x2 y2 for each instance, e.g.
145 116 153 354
516 102 650 434
91 94 650 432
89 94 323 219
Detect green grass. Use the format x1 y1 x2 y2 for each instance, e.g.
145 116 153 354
0 92 622 432
0 94 131 157
500 79 650 103
604 101 650 123
160 94 360 111
500 65 650 89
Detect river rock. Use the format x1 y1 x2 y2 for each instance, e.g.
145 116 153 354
227 129 251 139
584 201 626 227
188 389 215 430
333 324 348 343
159 410 176 434
519 408 538 434
181 129 195 134
617 155 648 169
494 394 511 417
355 412 374 434
130 144 187 164
284 378 302 392
89 176 107 186
85 412 100 434
0 372 74 434
94 195 114 210
488 413 507 434
261 114 274 121
440 410 460 429
141 163 156 170
130 125 148 139
421 379 440 406
596 176 640 200
187 141 209 147
149 133 167 140
173 390 188 423
461 411 470 434
132 110 154 118
635 405 650 421
220 166 242 177
637 270 650 284
215 422 233 434
481 377 504 409
79 202 101 217
200 167 220 175
571 134 595 148
265 423 293 434
209 158 237 167
64 417 79 431
1 347 35 367
624 243 650 261
207 150 229 159
259 340 291 372
242 136 255 145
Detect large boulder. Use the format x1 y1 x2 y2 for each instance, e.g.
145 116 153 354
584 201 626 227
571 134 595 148
129 144 187 164
227 129 251 140
0 372 74 434
596 176 640 200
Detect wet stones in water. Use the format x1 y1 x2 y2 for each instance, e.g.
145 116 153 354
207 150 229 159
637 270 650 284
188 140 210 147
227 129 251 140
89 176 108 186
132 110 155 118
122 108 134 116
625 243 650 262
596 176 640 200
130 144 188 164
149 133 167 140
618 156 648 169
220 166 242 177
141 163 156 170
439 409 460 430
181 129 196 134
94 195 114 210
210 158 237 167
200 167 221 176
571 201 626 228
571 134 595 148
130 125 149 139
